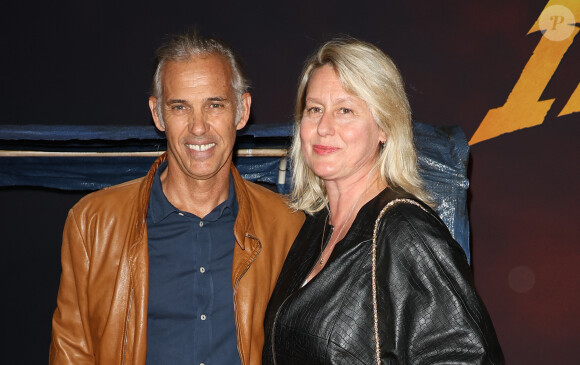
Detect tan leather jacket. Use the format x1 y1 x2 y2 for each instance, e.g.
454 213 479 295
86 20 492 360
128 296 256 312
49 154 304 365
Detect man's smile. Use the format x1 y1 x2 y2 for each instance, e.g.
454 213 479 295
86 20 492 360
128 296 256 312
186 143 216 152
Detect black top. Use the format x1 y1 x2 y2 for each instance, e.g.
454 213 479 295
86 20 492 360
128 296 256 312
263 188 504 364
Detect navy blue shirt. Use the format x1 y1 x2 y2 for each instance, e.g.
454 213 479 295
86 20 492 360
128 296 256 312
146 161 240 365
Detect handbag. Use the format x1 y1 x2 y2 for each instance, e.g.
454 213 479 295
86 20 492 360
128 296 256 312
371 198 430 365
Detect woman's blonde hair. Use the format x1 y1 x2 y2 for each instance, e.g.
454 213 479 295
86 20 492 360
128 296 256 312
289 37 432 214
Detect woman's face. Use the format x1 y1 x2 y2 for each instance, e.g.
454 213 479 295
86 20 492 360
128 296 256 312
300 65 386 185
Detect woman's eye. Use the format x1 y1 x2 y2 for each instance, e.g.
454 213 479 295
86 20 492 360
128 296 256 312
339 107 352 114
306 106 322 113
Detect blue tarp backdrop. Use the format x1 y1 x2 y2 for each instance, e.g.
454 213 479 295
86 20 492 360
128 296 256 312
0 122 470 260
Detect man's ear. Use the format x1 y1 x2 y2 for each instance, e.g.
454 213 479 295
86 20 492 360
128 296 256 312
149 96 165 131
236 92 252 131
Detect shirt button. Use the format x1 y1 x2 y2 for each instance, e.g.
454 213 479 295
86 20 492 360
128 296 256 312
178 212 184 216
199 221 204 227
200 314 207 320
200 267 206 273
200 363 205 365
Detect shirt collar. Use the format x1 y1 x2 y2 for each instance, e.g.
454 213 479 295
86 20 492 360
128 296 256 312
148 161 237 223
205 175 237 222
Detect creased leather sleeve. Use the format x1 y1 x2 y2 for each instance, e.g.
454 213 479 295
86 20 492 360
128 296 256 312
49 208 95 365
376 204 504 364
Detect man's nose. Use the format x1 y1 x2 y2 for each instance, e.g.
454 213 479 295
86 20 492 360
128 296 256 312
189 112 209 135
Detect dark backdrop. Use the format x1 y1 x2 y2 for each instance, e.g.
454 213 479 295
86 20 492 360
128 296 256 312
1 0 578 363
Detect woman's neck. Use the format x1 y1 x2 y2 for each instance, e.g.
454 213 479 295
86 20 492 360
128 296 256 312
303 169 387 285
325 170 386 228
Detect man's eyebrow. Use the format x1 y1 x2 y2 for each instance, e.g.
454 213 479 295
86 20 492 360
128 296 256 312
166 97 229 104
208 97 227 102
167 99 187 104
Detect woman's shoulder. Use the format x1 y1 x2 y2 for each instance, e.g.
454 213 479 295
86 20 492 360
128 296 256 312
373 190 469 268
364 188 439 231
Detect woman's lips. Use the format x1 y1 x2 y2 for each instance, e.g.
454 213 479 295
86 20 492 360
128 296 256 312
313 145 340 155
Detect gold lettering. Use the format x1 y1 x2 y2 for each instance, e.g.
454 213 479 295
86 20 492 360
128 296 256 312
559 83 580 117
469 0 579 145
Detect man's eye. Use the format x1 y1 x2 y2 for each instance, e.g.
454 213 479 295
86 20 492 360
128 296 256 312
210 103 224 108
171 105 186 111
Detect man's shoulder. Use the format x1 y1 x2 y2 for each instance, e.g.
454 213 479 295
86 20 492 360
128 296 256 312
239 180 287 207
238 180 303 218
72 176 145 213
237 179 305 242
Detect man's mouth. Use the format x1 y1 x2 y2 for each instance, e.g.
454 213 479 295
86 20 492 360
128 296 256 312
186 143 216 152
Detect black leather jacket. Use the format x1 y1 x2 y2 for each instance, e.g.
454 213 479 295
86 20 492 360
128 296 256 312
263 188 504 364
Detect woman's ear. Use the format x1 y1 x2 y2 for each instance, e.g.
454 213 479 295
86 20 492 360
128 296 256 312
379 130 387 144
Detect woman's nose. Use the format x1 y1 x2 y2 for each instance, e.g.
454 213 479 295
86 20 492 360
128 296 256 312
317 111 334 136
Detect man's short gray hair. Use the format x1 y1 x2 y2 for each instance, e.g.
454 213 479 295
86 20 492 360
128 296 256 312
151 31 249 127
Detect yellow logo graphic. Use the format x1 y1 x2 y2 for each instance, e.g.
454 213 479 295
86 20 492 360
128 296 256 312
540 5 576 41
469 0 579 145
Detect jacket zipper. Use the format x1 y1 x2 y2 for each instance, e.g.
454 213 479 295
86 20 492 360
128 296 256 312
233 233 262 365
122 287 133 365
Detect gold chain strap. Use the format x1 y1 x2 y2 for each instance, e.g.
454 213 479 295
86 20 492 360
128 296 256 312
372 198 429 365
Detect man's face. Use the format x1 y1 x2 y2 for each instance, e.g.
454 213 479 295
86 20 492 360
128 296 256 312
149 55 251 182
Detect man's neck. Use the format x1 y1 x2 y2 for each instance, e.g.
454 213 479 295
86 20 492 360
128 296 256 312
159 165 232 218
